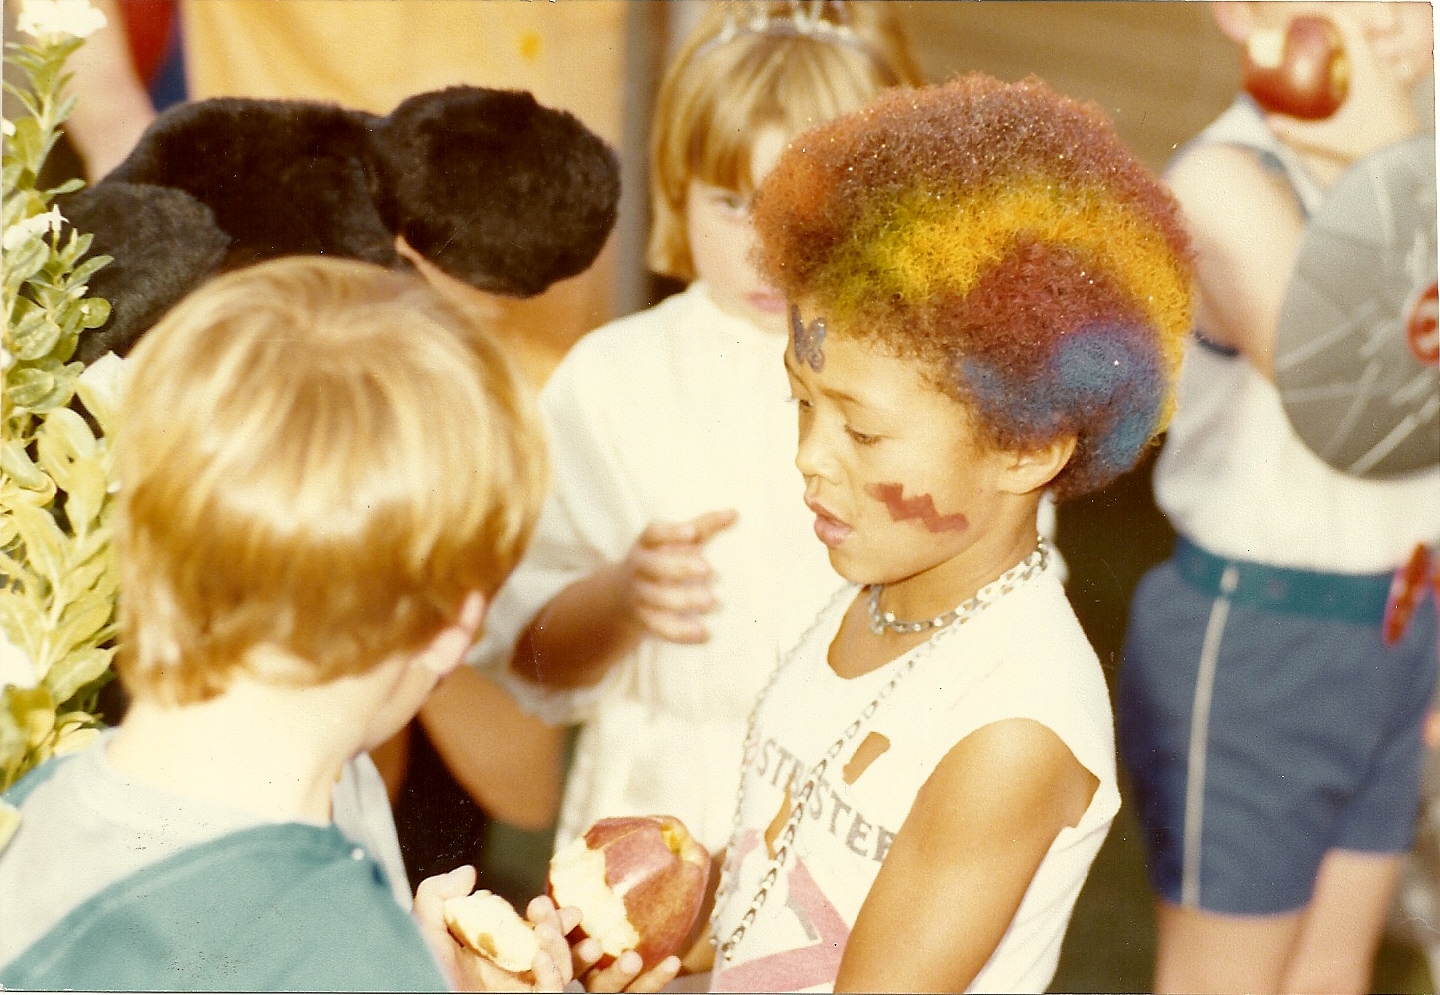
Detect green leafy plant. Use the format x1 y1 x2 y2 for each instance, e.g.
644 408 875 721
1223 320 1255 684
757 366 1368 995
1 0 118 807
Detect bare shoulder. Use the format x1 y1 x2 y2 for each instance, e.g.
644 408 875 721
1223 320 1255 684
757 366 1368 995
912 718 1098 838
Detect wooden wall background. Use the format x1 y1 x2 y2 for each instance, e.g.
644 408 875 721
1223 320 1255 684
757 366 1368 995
893 1 1239 174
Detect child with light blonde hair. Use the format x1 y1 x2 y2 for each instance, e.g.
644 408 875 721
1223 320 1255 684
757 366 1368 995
467 3 921 975
0 257 674 993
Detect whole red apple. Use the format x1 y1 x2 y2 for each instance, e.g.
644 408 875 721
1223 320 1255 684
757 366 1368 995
547 815 710 970
1242 15 1349 120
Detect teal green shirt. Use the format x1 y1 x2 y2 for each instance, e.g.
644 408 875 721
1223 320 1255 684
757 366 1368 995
2 763 449 991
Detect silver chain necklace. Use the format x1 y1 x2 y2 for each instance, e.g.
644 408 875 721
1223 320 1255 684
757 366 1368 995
711 538 1050 964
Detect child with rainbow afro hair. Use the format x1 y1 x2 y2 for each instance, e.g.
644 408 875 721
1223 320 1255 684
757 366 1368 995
706 74 1192 992
754 71 1193 499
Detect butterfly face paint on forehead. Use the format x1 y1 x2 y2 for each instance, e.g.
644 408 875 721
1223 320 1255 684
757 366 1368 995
790 304 827 372
866 482 970 534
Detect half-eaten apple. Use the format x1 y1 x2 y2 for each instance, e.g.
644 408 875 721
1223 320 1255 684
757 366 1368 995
1242 14 1349 120
547 815 710 970
443 888 540 975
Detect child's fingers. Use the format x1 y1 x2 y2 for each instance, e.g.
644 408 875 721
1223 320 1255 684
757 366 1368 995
578 949 644 993
632 576 717 615
619 956 681 993
528 951 567 993
569 935 604 975
637 509 738 549
634 604 710 645
688 508 739 544
529 922 574 992
630 544 713 585
524 896 582 939
412 864 477 931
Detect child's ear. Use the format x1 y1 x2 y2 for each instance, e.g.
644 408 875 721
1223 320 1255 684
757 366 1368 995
1212 2 1257 45
417 591 489 677
999 435 1077 496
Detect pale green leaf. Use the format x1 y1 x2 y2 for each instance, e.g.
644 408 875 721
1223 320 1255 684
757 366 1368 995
55 540 112 606
8 311 62 362
0 714 25 791
61 457 106 533
52 721 100 756
14 360 80 414
6 685 55 751
77 296 109 330
44 645 113 704
52 592 114 656
2 236 47 293
43 176 83 200
6 502 65 589
36 406 96 479
0 441 49 491
5 366 56 407
0 590 45 659
5 116 42 173
67 253 109 291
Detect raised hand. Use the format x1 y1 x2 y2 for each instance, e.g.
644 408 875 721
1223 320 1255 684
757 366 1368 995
619 509 739 644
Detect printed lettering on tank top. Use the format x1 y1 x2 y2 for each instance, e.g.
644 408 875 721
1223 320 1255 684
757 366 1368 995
715 735 902 991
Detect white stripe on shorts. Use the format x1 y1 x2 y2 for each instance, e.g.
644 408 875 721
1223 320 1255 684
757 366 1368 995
1181 564 1240 908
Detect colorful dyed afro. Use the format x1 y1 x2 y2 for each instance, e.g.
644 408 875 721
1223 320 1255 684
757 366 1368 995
753 73 1193 499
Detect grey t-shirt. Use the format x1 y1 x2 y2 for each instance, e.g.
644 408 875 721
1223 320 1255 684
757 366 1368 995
0 733 411 965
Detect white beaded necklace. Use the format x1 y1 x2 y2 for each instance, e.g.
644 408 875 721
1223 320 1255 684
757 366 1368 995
710 538 1051 963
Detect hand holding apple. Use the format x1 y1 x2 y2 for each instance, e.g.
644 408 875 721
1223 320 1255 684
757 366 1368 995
1242 14 1349 120
443 889 544 974
1253 11 1425 183
414 867 576 992
547 815 711 972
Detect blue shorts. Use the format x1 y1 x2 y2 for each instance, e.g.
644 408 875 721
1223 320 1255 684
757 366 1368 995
1117 540 1438 916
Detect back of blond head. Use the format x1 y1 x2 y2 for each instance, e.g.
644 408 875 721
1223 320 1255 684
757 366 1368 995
116 257 546 705
648 0 922 280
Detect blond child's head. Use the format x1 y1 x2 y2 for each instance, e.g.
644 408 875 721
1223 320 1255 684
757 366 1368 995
116 256 546 705
647 1 922 290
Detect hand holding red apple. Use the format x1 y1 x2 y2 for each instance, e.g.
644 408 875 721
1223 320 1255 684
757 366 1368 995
548 815 711 973
1254 11 1424 182
1242 14 1349 120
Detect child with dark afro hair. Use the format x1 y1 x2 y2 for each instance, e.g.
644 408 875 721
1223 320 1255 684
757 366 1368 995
706 74 1192 992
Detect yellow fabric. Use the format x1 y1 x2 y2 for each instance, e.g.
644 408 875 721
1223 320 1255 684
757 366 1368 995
180 0 625 140
178 0 630 384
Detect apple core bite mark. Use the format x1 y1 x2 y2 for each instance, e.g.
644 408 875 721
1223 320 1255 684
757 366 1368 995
867 482 969 533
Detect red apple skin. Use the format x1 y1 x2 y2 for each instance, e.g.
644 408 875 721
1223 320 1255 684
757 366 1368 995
547 815 710 971
1242 15 1349 120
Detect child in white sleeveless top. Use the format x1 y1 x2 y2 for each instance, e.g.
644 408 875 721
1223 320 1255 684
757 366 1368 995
705 74 1194 992
1119 5 1439 992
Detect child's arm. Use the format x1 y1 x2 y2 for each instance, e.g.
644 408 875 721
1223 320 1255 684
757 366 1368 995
510 510 737 690
834 718 1098 992
417 666 565 830
1166 10 1424 380
1165 143 1304 379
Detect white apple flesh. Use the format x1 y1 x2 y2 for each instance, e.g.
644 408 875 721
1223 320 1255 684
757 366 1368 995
442 889 540 975
547 815 710 970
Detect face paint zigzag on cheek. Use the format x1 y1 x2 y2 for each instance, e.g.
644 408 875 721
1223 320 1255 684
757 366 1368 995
867 482 969 533
790 305 826 372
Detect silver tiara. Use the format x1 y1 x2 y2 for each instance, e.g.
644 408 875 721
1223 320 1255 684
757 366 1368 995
692 1 878 63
